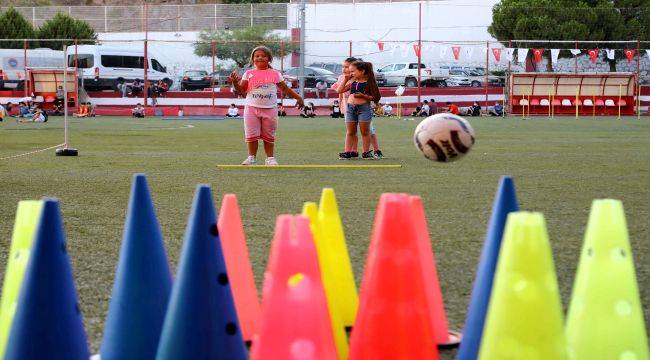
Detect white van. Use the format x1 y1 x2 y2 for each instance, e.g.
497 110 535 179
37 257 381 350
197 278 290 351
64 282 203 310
66 45 173 91
0 48 64 89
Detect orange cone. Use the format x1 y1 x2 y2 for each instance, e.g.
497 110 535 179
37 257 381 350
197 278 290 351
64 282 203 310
217 194 261 342
409 196 461 347
349 193 438 360
250 215 338 360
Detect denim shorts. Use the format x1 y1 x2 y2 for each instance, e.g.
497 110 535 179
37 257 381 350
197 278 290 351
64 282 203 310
345 103 373 123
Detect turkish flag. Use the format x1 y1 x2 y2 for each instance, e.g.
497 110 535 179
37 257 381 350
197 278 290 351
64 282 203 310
413 44 421 57
533 48 544 63
588 49 599 63
377 41 384 52
452 46 461 60
491 48 502 62
624 49 635 63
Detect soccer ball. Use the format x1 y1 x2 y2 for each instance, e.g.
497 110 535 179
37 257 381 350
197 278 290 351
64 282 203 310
414 113 475 162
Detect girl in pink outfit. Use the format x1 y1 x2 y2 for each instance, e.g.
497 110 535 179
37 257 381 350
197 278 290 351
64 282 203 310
230 46 304 165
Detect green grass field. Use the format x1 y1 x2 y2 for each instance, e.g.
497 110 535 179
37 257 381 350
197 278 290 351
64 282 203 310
1 115 649 354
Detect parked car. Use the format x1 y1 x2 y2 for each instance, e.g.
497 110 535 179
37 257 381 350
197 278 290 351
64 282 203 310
65 45 173 91
180 70 212 91
376 62 448 87
282 67 338 88
445 69 503 87
309 62 342 76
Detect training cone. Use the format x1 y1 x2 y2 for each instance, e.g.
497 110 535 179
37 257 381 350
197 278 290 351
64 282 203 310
458 176 519 360
409 196 461 347
349 193 438 360
317 188 358 329
565 200 649 360
250 215 338 360
218 194 261 342
100 174 173 360
302 202 349 360
0 200 43 358
478 212 566 360
5 199 89 360
156 185 247 360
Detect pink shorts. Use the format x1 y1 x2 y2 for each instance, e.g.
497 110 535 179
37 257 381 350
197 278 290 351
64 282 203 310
244 106 278 143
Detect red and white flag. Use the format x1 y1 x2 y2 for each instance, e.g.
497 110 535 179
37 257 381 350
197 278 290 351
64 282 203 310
413 44 421 57
588 49 599 63
377 41 384 52
624 49 635 62
491 48 502 62
452 46 461 60
533 48 544 63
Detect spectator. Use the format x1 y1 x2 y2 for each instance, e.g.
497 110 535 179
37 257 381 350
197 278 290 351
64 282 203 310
374 102 384 117
411 106 421 116
116 79 128 97
278 103 287 117
315 79 328 99
429 98 438 114
490 102 504 116
382 102 393 116
87 102 96 117
467 102 481 116
330 100 343 118
300 102 316 118
18 102 32 117
52 102 63 115
55 86 64 106
131 79 143 96
19 108 46 123
74 102 89 118
226 104 240 118
156 79 169 96
132 103 145 118
446 101 460 115
419 100 431 116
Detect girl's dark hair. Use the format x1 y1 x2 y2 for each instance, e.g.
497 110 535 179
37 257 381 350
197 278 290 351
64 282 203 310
344 57 358 63
250 46 273 67
350 61 381 104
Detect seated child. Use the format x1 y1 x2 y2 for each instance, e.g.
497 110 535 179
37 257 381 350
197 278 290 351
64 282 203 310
331 100 343 118
226 104 240 118
411 106 421 116
382 102 393 116
467 102 481 116
132 103 145 118
278 103 287 117
74 103 89 118
300 102 316 118
418 100 431 116
490 102 504 116
446 101 460 115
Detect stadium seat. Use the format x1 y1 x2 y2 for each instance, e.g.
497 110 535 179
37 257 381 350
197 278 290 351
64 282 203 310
618 99 627 106
572 99 582 106
561 99 572 106
540 99 550 106
583 99 594 106
530 99 540 106
552 99 561 106
605 99 616 107
595 99 605 106
519 98 529 106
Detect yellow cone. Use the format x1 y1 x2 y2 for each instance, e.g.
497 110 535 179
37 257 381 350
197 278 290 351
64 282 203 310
479 212 567 360
302 202 349 360
0 200 43 358
566 200 649 360
317 188 358 329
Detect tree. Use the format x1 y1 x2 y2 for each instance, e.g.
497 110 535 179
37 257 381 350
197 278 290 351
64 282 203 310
37 12 97 51
0 7 37 49
488 0 649 71
194 26 296 69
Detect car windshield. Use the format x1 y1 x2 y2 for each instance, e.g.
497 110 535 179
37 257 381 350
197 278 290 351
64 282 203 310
469 70 484 76
185 71 207 77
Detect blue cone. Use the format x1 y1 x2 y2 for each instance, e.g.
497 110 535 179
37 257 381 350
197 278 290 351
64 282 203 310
156 185 247 359
100 174 172 359
457 176 519 360
4 199 89 360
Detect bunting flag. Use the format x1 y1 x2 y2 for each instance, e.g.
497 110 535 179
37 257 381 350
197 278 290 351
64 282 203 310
551 49 561 64
588 49 599 63
452 46 461 60
463 47 474 59
491 48 502 62
533 48 544 63
439 46 448 59
606 49 616 60
413 44 421 57
624 49 635 62
570 49 581 56
389 44 398 56
516 48 529 64
504 48 515 62
377 41 384 52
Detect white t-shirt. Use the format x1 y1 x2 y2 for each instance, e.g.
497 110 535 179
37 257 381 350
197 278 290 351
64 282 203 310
33 113 45 122
228 107 239 116
421 104 430 114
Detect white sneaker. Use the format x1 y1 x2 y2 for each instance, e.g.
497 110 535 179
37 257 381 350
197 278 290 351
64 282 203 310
241 155 256 165
265 157 279 166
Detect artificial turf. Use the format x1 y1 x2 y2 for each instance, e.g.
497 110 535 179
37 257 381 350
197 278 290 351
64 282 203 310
1 115 648 356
